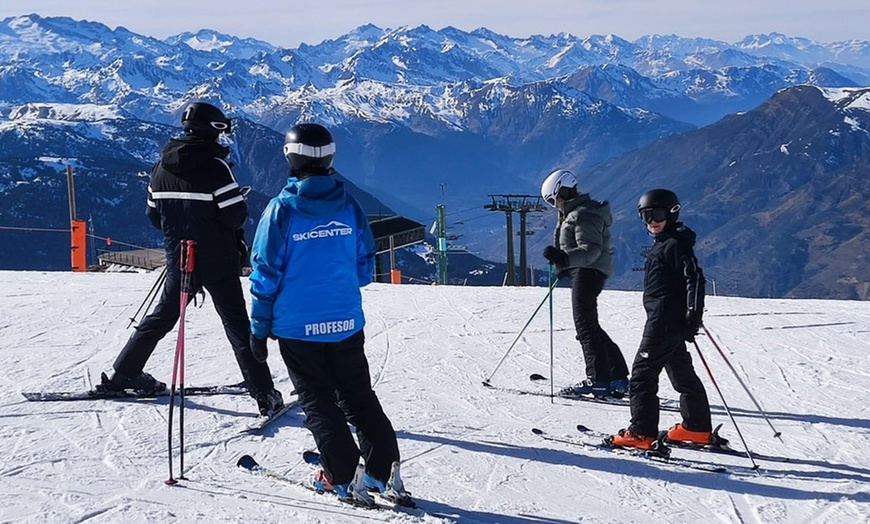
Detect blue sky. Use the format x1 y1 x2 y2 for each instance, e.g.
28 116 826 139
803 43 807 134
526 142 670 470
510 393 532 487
3 0 867 48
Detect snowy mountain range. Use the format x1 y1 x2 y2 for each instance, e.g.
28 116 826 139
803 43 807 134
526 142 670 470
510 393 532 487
0 14 869 297
2 15 868 127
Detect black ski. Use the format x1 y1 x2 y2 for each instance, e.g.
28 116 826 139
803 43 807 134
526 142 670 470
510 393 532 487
239 400 298 435
524 374 685 411
662 424 790 463
531 427 728 473
22 383 249 402
528 373 629 404
484 381 634 407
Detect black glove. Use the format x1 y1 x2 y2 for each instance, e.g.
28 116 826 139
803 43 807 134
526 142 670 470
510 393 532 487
556 267 572 280
683 311 702 343
543 246 569 267
236 230 251 270
250 335 268 363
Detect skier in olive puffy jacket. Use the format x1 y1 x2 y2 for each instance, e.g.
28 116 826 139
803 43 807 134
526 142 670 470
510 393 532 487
540 169 629 399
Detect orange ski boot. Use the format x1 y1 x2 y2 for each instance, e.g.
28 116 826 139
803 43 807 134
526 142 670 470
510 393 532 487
666 423 712 445
610 429 656 450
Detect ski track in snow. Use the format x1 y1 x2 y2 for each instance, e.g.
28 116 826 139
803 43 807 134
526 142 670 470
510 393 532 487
1 272 870 523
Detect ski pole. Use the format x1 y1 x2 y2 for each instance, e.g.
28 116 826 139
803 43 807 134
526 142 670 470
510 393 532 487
178 300 187 480
702 324 783 442
692 340 759 471
127 265 167 328
482 277 559 386
166 240 195 485
548 265 555 403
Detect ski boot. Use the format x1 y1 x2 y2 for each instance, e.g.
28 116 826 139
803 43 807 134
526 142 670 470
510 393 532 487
347 464 377 508
366 461 416 508
98 371 166 393
608 377 629 398
559 379 611 398
311 468 350 499
255 389 284 417
608 429 656 451
666 423 712 445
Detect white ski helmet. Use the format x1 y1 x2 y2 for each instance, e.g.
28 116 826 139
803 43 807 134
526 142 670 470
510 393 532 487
541 169 578 207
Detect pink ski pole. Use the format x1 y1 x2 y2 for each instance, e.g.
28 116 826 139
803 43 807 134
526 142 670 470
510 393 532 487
166 240 195 485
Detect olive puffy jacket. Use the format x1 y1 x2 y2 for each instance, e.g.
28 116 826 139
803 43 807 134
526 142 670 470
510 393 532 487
554 193 615 279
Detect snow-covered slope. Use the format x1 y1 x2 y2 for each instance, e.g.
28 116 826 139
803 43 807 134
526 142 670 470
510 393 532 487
1 271 868 523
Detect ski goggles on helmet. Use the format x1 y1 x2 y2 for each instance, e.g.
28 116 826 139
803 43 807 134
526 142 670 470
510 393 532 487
210 119 231 133
639 207 669 224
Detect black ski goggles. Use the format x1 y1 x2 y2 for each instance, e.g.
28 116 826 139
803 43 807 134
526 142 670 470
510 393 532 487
639 207 669 224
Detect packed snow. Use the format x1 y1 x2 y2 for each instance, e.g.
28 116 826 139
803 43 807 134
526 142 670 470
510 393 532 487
1 271 869 523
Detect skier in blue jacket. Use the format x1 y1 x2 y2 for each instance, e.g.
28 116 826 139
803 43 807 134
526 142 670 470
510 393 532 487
248 123 408 507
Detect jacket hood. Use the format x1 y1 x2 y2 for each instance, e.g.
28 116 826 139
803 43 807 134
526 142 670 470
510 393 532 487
281 176 346 216
562 193 613 227
160 136 230 177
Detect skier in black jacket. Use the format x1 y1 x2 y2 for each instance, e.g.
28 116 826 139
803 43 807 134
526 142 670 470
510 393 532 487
99 102 284 417
612 189 712 450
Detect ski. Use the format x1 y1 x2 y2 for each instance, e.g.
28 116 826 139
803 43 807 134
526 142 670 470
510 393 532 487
237 454 375 508
237 454 449 518
558 392 631 406
237 454 300 488
660 424 790 464
527 373 629 404
484 381 633 406
239 399 298 435
301 450 418 509
525 375 686 411
21 383 249 402
236 454 371 508
531 427 728 473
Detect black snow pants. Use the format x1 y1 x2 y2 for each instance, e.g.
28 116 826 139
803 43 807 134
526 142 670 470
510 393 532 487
113 272 275 397
570 267 629 383
278 329 399 486
627 335 711 437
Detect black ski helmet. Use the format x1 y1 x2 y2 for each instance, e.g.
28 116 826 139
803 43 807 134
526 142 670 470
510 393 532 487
637 189 681 225
181 102 231 139
283 123 335 177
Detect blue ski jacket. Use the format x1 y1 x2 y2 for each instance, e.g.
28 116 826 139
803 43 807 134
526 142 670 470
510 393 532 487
249 176 375 341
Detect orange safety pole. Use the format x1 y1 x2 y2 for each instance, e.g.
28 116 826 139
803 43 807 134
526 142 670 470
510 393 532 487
390 268 402 284
71 219 87 271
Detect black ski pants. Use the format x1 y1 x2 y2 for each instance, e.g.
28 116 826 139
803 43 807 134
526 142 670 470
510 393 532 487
569 268 629 383
627 335 711 437
113 272 275 397
278 329 399 486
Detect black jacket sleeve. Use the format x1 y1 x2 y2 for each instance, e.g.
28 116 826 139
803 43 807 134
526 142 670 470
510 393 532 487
145 181 161 230
680 246 706 328
210 157 248 231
